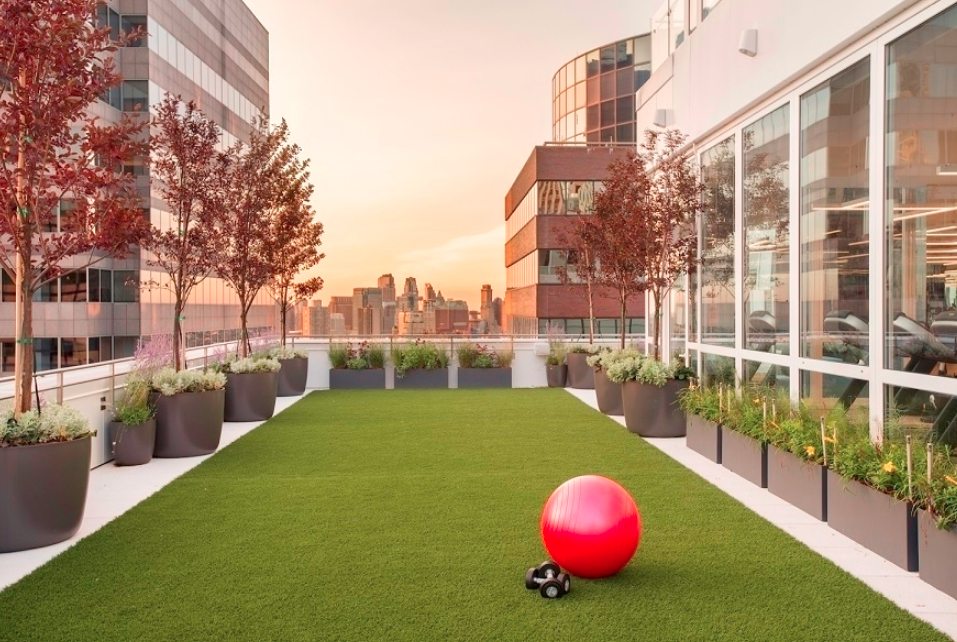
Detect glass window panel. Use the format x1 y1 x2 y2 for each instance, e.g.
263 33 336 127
801 371 869 421
670 0 686 49
586 131 600 143
89 269 100 303
33 278 57 302
616 40 634 69
600 72 615 101
616 95 634 122
887 384 957 447
616 123 635 143
60 271 87 302
702 353 735 387
600 46 615 74
575 82 586 110
114 336 138 359
586 104 600 131
744 104 790 354
702 0 721 20
1 270 13 303
616 68 635 96
800 58 870 361
574 107 585 138
701 137 736 346
635 64 652 91
1 340 13 373
586 50 600 78
113 270 139 302
575 56 586 84
887 6 957 378
122 80 148 112
587 75 600 105
600 100 615 128
635 37 652 64
600 127 616 143
89 336 112 363
120 14 146 46
35 338 58 371
671 275 688 357
537 182 565 215
744 360 790 391
61 338 88 368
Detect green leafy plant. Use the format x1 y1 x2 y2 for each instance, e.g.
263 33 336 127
112 373 155 426
0 402 94 447
589 347 642 370
217 356 281 374
457 343 513 369
566 343 600 355
330 342 385 370
392 341 449 377
151 368 227 396
678 384 721 423
269 346 308 360
545 325 567 366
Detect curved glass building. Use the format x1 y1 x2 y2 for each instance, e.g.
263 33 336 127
551 35 652 143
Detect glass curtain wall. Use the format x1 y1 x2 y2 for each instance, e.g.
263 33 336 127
701 137 735 347
800 58 871 364
743 104 790 355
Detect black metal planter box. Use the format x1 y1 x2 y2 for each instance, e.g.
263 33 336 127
0 437 92 553
826 470 918 571
767 445 826 521
330 368 386 389
546 364 567 388
721 429 768 488
594 368 623 416
686 415 721 463
458 368 512 388
566 353 595 389
394 368 449 389
918 509 957 600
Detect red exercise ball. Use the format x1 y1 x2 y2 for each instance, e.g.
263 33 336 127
540 475 641 579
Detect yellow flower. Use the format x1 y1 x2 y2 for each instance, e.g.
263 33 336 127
753 398 760 405
945 475 957 486
882 462 897 474
803 445 816 458
823 436 836 444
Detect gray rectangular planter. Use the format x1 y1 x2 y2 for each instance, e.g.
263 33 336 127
767 445 826 521
394 368 449 389
686 415 721 463
330 368 386 389
721 429 767 488
826 470 918 571
458 367 512 388
918 509 957 600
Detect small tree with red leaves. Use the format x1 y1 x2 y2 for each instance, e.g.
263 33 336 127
147 95 228 371
0 0 149 413
631 128 702 361
556 221 599 344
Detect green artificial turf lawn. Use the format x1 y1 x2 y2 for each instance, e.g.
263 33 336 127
0 389 949 642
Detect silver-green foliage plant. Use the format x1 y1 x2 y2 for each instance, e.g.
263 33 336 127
268 346 308 360
0 402 93 447
392 341 449 377
151 368 227 396
605 355 646 384
223 356 281 374
588 346 642 369
566 343 600 355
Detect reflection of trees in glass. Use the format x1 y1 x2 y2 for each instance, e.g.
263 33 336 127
700 138 735 303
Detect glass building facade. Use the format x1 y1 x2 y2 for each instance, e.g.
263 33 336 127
0 0 273 371
551 35 652 144
656 0 957 440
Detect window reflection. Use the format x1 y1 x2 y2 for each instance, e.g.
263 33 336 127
888 384 957 447
745 360 789 391
800 58 870 362
887 5 957 378
702 353 735 388
744 105 790 353
701 137 736 346
801 371 869 421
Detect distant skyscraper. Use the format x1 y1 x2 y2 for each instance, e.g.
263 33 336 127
353 288 384 336
301 299 330 336
378 274 396 334
424 283 436 304
400 277 419 312
329 296 354 333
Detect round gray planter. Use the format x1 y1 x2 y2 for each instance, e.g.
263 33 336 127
622 379 688 437
546 364 567 387
0 436 91 553
110 418 156 466
153 388 226 458
277 357 308 397
566 353 595 389
225 371 279 422
594 368 623 415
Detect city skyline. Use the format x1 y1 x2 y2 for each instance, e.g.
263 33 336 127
239 0 661 306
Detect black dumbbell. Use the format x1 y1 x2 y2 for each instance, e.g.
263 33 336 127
524 560 571 598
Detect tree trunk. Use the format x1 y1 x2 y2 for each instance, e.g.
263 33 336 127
586 276 595 344
279 300 288 347
16 278 34 415
653 292 663 362
619 290 627 349
13 73 29 415
173 298 184 371
239 304 250 358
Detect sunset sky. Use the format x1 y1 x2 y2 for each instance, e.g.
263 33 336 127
241 0 660 309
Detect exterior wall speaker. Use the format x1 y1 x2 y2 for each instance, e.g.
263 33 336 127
739 29 758 57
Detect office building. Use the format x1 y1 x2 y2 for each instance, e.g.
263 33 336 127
0 0 272 370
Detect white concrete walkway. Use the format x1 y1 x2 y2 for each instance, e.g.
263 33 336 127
563 387 957 640
0 394 305 592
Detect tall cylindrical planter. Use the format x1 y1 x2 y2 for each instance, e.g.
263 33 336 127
622 379 687 437
277 357 308 397
153 388 226 458
0 437 92 553
566 353 595 389
110 419 156 466
546 364 567 388
594 368 623 416
225 371 279 422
